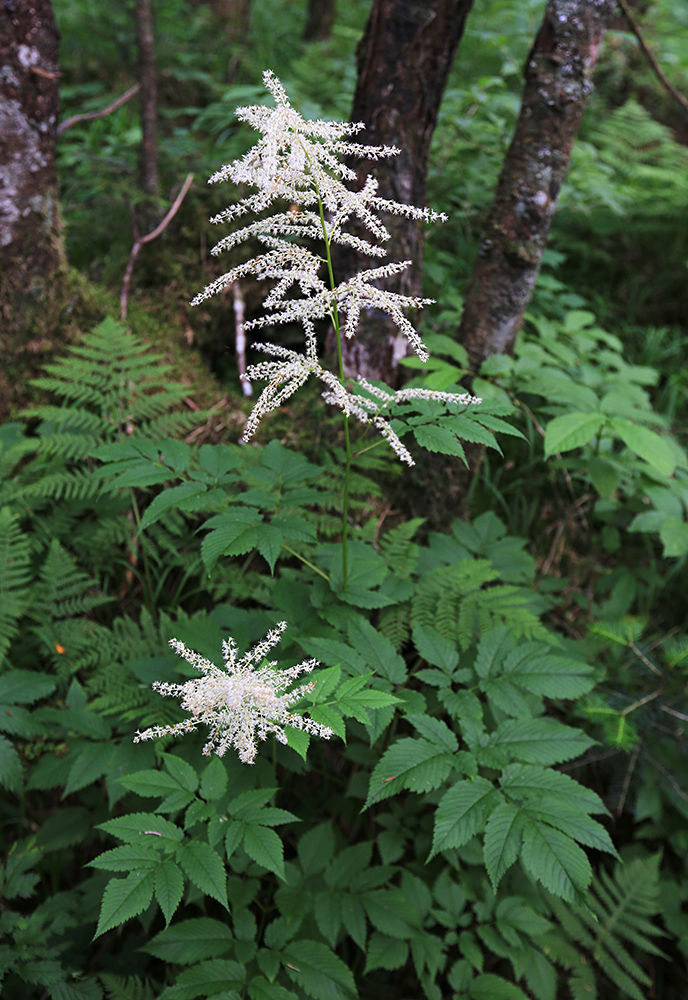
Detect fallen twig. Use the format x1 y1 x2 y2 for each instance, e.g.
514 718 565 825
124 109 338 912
617 0 688 116
57 83 141 137
120 172 194 320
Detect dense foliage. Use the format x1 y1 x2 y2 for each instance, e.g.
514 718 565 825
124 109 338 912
2 1 688 999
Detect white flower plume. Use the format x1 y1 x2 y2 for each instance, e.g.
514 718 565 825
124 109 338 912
133 622 333 764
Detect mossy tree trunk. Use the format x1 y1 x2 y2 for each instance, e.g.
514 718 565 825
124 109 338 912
0 0 65 415
335 0 475 384
456 0 617 370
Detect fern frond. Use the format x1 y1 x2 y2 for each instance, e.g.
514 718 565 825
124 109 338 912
0 508 32 668
551 853 667 1000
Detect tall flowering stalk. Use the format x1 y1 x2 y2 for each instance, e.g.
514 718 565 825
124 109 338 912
193 70 480 583
134 622 332 764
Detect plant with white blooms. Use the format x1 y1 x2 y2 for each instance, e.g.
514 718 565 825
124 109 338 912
134 622 333 764
192 69 481 466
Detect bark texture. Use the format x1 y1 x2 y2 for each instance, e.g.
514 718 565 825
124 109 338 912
336 0 474 384
0 0 65 412
135 0 159 197
456 0 617 369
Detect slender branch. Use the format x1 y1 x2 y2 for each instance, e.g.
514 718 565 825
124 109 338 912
232 281 253 397
617 0 688 116
57 83 141 137
120 173 194 320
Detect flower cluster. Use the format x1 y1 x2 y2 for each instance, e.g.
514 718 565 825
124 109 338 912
133 622 333 764
192 70 481 459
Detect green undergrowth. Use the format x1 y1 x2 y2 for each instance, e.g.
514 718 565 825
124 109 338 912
1 312 686 999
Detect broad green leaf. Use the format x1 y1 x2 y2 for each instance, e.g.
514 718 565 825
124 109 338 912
483 803 525 891
364 933 409 973
117 769 185 798
414 423 467 461
520 822 592 901
63 742 115 797
544 412 605 457
158 959 244 1000
248 977 300 1000
143 917 234 963
37 806 91 850
228 788 279 822
201 509 263 573
346 619 407 684
242 824 285 880
178 841 227 908
365 738 456 808
87 844 162 872
588 457 619 498
502 644 595 699
413 625 459 673
659 517 688 557
0 670 56 704
363 889 419 938
486 718 595 765
155 859 185 926
282 939 357 1000
95 869 156 936
500 764 607 816
470 973 530 999
98 813 184 848
0 734 22 791
430 778 498 859
608 418 676 476
49 979 103 1000
140 482 208 531
200 757 228 802
162 753 199 793
522 804 617 857
407 715 458 752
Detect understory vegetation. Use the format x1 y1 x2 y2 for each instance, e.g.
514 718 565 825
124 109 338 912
2 2 688 999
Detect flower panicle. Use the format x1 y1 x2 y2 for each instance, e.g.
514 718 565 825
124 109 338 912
134 623 333 764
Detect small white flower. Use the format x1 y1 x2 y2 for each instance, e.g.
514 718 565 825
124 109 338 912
133 622 333 764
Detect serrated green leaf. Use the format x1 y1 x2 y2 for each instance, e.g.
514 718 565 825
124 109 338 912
365 737 458 808
95 870 156 937
178 841 227 908
143 917 235 963
414 423 467 461
200 757 228 802
521 822 591 901
63 742 115 797
243 824 285 880
412 625 459 673
282 939 357 1000
162 753 199 793
48 979 103 1000
0 670 56 704
158 959 244 999
0 734 22 791
487 718 595 765
155 859 185 925
544 412 605 457
430 778 498 859
248 977 299 1000
364 933 409 973
484 803 525 891
117 769 184 797
98 812 184 847
140 482 208 531
608 418 675 476
470 973 530 999
88 844 162 872
346 619 407 684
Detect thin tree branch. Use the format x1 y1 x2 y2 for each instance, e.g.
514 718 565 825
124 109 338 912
120 173 194 320
617 0 688 116
57 83 140 137
232 280 253 397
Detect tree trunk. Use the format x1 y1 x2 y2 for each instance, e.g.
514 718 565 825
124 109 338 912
335 0 474 384
0 0 65 415
303 0 335 41
456 0 617 369
135 0 159 197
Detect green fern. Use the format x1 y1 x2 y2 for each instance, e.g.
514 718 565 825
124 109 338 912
0 509 32 669
549 853 667 1000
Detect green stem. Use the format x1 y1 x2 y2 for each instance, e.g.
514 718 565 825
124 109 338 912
315 185 353 590
282 544 331 582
